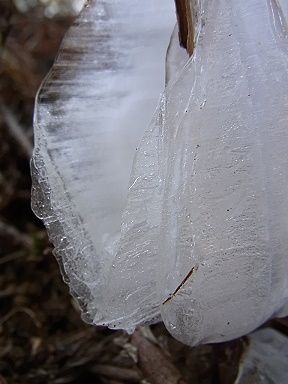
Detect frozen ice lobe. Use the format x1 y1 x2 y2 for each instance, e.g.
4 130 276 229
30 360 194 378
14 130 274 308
32 0 288 346
31 0 176 327
157 0 288 346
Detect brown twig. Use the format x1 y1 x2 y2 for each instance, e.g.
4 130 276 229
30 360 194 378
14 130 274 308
1 104 33 159
131 329 188 384
0 219 32 249
0 306 41 328
0 375 8 384
92 365 141 383
163 265 197 304
269 317 288 337
174 0 194 56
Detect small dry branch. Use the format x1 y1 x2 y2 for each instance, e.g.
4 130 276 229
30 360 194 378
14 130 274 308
132 329 188 384
174 0 194 56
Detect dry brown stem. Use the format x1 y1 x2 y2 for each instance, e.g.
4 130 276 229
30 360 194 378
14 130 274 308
132 329 188 384
174 0 194 56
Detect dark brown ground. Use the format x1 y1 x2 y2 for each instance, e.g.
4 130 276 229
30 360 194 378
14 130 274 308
0 2 287 383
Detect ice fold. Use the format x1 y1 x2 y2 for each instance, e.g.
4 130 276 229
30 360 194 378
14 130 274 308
106 0 288 341
32 0 176 326
161 0 288 344
32 0 288 345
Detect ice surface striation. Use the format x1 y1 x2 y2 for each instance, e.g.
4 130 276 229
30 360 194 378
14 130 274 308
31 0 176 328
32 0 288 345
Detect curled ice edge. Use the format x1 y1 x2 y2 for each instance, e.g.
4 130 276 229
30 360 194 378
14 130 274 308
30 0 204 332
31 0 288 336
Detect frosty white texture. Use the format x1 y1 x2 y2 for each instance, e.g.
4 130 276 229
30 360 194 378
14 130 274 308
32 0 176 327
158 0 288 345
32 0 288 345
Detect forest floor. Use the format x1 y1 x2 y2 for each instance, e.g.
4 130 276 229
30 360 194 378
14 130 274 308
0 2 287 383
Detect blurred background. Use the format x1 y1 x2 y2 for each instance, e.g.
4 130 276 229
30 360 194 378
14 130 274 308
0 1 287 383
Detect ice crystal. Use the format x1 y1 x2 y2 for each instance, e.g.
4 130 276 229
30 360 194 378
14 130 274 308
32 0 288 345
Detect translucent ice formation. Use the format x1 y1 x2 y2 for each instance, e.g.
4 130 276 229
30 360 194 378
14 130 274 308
158 0 288 346
32 0 176 328
32 0 288 346
235 329 288 384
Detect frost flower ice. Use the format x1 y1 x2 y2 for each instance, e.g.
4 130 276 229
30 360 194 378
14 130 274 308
32 0 288 346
